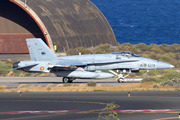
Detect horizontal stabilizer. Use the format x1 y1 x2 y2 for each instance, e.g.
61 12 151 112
8 63 38 71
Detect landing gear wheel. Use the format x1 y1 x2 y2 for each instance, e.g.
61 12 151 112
117 78 124 83
69 80 73 83
62 77 76 83
62 77 70 83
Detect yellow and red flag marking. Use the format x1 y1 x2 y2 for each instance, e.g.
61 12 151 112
40 67 44 71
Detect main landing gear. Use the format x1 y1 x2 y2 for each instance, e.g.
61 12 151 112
62 77 76 83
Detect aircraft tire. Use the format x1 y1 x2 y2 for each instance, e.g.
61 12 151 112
62 77 70 83
117 78 123 83
69 80 73 83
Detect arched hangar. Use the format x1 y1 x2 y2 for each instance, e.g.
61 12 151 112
0 0 117 53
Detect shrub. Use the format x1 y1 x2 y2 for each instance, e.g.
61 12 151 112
4 59 14 64
76 47 91 54
161 77 180 88
175 53 180 60
122 43 132 47
141 77 161 83
153 84 160 88
72 83 79 86
98 102 119 120
173 61 180 68
135 70 147 76
98 44 110 52
148 53 160 60
18 84 27 88
135 43 149 51
159 44 170 52
163 71 180 80
149 43 158 50
144 51 151 55
47 87 51 91
169 45 177 52
66 49 75 55
0 85 6 90
89 48 98 54
116 45 127 51
128 73 136 78
128 47 139 54
153 47 164 54
96 50 105 54
160 56 171 62
87 81 96 87
63 83 72 87
106 49 115 53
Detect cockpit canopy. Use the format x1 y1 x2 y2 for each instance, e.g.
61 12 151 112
110 51 141 57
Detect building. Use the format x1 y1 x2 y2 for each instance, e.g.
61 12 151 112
0 0 117 53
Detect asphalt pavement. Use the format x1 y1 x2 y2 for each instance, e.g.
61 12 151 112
0 77 142 88
0 54 30 61
0 91 180 120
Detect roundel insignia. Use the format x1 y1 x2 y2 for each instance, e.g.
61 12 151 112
40 67 44 71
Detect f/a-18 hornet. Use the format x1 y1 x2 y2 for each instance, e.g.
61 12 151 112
11 38 174 83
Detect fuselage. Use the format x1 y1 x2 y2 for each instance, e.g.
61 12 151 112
58 54 173 71
16 53 173 73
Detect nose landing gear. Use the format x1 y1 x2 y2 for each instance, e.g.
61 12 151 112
116 73 129 83
109 70 129 83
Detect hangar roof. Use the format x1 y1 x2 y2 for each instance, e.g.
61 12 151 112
10 0 117 52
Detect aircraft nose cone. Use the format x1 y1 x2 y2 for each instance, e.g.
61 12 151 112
170 65 175 68
157 61 174 69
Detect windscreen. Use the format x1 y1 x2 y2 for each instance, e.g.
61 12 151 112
110 51 141 57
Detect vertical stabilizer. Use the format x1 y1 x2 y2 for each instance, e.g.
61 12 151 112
26 38 57 61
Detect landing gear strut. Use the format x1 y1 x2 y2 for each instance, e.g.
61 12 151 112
109 70 129 83
62 77 76 83
116 73 129 83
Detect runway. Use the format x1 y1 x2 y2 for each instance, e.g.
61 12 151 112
0 54 30 61
0 91 180 120
0 77 142 88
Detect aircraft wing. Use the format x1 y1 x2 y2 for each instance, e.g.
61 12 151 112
85 59 139 65
48 59 86 70
48 59 139 70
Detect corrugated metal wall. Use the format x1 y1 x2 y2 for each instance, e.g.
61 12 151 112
0 33 44 53
0 1 45 53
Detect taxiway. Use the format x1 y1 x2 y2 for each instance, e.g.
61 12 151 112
0 91 180 120
0 77 142 88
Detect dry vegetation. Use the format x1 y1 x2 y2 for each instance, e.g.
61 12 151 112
0 82 180 93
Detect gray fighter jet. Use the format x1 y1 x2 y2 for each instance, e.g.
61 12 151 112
11 38 174 83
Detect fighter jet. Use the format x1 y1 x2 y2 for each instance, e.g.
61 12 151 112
11 38 174 83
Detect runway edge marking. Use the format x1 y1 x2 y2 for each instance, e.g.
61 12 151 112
109 109 180 113
0 110 78 114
